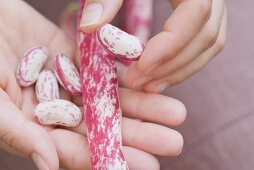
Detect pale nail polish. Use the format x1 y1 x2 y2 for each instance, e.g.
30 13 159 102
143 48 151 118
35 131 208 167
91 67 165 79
133 76 153 88
80 2 103 27
154 82 169 93
31 153 49 170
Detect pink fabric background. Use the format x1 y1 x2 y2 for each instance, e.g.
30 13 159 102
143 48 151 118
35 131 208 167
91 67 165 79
1 0 254 169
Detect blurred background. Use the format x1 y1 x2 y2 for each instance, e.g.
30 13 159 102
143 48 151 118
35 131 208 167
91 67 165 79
1 0 254 169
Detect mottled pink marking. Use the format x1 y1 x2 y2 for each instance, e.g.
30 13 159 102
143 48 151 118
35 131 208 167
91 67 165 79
34 99 82 127
54 53 82 95
97 23 144 61
16 46 48 87
122 0 153 44
78 0 128 169
36 70 59 103
119 0 153 66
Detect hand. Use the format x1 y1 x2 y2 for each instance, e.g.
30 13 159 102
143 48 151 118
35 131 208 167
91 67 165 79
0 0 186 170
80 0 227 93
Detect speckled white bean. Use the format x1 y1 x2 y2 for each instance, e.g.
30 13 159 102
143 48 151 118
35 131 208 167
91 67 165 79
97 23 144 61
34 99 82 127
16 46 48 87
54 54 82 95
35 70 59 103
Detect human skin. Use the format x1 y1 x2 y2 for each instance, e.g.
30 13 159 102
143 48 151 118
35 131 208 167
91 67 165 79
0 0 186 170
80 0 227 93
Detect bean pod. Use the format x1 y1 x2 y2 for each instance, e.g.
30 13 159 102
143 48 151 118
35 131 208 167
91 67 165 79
122 0 153 44
78 1 128 169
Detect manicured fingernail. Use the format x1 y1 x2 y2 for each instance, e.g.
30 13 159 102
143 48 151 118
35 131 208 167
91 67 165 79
31 153 49 170
80 2 103 28
133 76 153 88
154 82 169 93
145 60 163 75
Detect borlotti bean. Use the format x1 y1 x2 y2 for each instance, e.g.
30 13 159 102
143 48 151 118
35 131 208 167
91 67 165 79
54 53 82 95
97 23 144 61
35 70 59 103
16 46 48 87
34 99 82 127
78 0 128 169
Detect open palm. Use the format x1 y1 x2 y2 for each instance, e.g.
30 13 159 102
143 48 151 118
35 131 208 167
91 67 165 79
0 1 186 170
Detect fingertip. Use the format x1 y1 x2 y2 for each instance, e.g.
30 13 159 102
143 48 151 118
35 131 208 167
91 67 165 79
123 146 160 170
137 32 173 74
170 100 187 126
80 0 123 33
137 55 149 74
29 124 59 170
162 130 184 156
160 96 186 126
171 131 184 156
80 1 104 33
80 23 101 33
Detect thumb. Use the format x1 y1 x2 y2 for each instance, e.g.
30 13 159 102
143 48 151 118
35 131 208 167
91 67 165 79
115 61 146 90
80 0 123 33
0 89 59 170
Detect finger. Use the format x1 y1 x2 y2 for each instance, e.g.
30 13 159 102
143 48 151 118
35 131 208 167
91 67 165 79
50 129 91 170
71 117 183 156
170 0 179 9
116 61 145 90
119 88 186 126
123 146 160 170
50 129 160 170
45 29 81 100
137 0 212 73
149 0 225 79
80 0 124 33
145 7 227 92
115 61 129 87
0 63 22 108
66 87 186 127
122 118 183 156
46 30 77 69
0 89 59 170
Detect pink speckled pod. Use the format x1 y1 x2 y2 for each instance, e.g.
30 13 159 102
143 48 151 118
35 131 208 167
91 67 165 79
78 0 128 169
34 99 82 127
16 46 48 87
54 53 82 95
35 70 59 103
97 23 144 61
122 0 153 44
118 0 153 66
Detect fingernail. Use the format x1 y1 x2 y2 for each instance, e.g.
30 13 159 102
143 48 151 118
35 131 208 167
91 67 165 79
133 76 153 88
154 82 169 93
31 153 49 170
145 60 163 75
80 2 103 28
